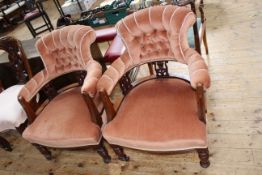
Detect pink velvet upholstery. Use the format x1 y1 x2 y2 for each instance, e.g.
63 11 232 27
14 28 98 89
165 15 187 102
19 25 103 147
19 25 102 101
103 79 207 151
97 5 210 94
23 87 101 147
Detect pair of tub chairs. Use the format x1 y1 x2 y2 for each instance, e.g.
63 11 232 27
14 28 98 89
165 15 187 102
0 5 210 168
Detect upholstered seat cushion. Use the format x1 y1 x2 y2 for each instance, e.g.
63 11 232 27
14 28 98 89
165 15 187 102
22 87 101 148
0 85 27 132
103 78 207 151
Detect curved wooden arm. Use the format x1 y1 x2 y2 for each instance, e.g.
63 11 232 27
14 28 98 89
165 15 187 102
196 83 206 123
18 96 36 124
99 90 116 123
82 93 102 127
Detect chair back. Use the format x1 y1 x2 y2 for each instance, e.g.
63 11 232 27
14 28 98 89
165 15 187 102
35 25 96 78
116 5 196 67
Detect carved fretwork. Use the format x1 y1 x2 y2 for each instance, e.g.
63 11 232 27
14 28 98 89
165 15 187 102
75 71 86 85
153 61 169 78
0 36 32 84
42 82 57 100
119 72 133 95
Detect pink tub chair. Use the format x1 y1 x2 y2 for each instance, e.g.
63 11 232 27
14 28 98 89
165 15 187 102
18 25 111 163
98 5 211 167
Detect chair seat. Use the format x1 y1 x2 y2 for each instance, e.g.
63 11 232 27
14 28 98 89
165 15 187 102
24 9 41 21
22 87 101 148
188 17 202 48
0 85 27 132
103 78 207 151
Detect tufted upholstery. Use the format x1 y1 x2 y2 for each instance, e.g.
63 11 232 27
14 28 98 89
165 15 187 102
19 25 102 102
97 5 210 94
18 25 104 149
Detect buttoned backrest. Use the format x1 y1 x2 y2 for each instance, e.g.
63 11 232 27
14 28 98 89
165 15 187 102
116 5 195 66
36 25 96 77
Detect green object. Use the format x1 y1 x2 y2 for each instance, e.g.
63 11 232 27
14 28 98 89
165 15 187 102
77 0 133 27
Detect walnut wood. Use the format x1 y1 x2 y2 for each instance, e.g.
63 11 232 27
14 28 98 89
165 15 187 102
90 42 107 72
148 63 154 75
153 61 169 78
197 148 210 168
111 145 129 161
18 96 37 124
82 93 102 127
0 36 32 84
0 135 12 151
119 71 133 95
99 90 116 123
199 0 209 54
42 82 58 101
33 143 52 160
96 139 111 163
196 83 206 123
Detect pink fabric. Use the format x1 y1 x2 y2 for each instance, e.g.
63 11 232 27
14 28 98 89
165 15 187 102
103 79 207 151
19 25 102 102
97 5 210 95
22 87 101 147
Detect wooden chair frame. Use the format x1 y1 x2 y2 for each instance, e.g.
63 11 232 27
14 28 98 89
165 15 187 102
100 60 210 168
18 70 111 163
0 36 32 152
173 0 209 54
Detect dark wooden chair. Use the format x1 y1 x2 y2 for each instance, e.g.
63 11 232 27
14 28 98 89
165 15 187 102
173 0 208 54
18 25 111 163
23 0 53 38
0 36 32 151
98 5 211 168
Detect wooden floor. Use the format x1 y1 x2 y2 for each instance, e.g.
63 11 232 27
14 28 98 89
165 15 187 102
1 0 262 174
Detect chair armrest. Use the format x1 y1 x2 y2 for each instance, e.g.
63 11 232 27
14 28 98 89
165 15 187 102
97 56 126 95
185 48 210 89
18 69 52 102
81 61 102 97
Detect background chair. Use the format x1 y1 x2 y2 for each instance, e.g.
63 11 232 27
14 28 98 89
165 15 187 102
97 5 211 167
0 36 33 151
173 0 208 54
18 25 111 163
23 0 53 38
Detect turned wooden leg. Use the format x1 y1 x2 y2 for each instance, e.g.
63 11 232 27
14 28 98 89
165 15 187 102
203 30 209 55
33 144 52 160
197 148 210 168
97 141 111 163
112 145 129 161
0 136 12 152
